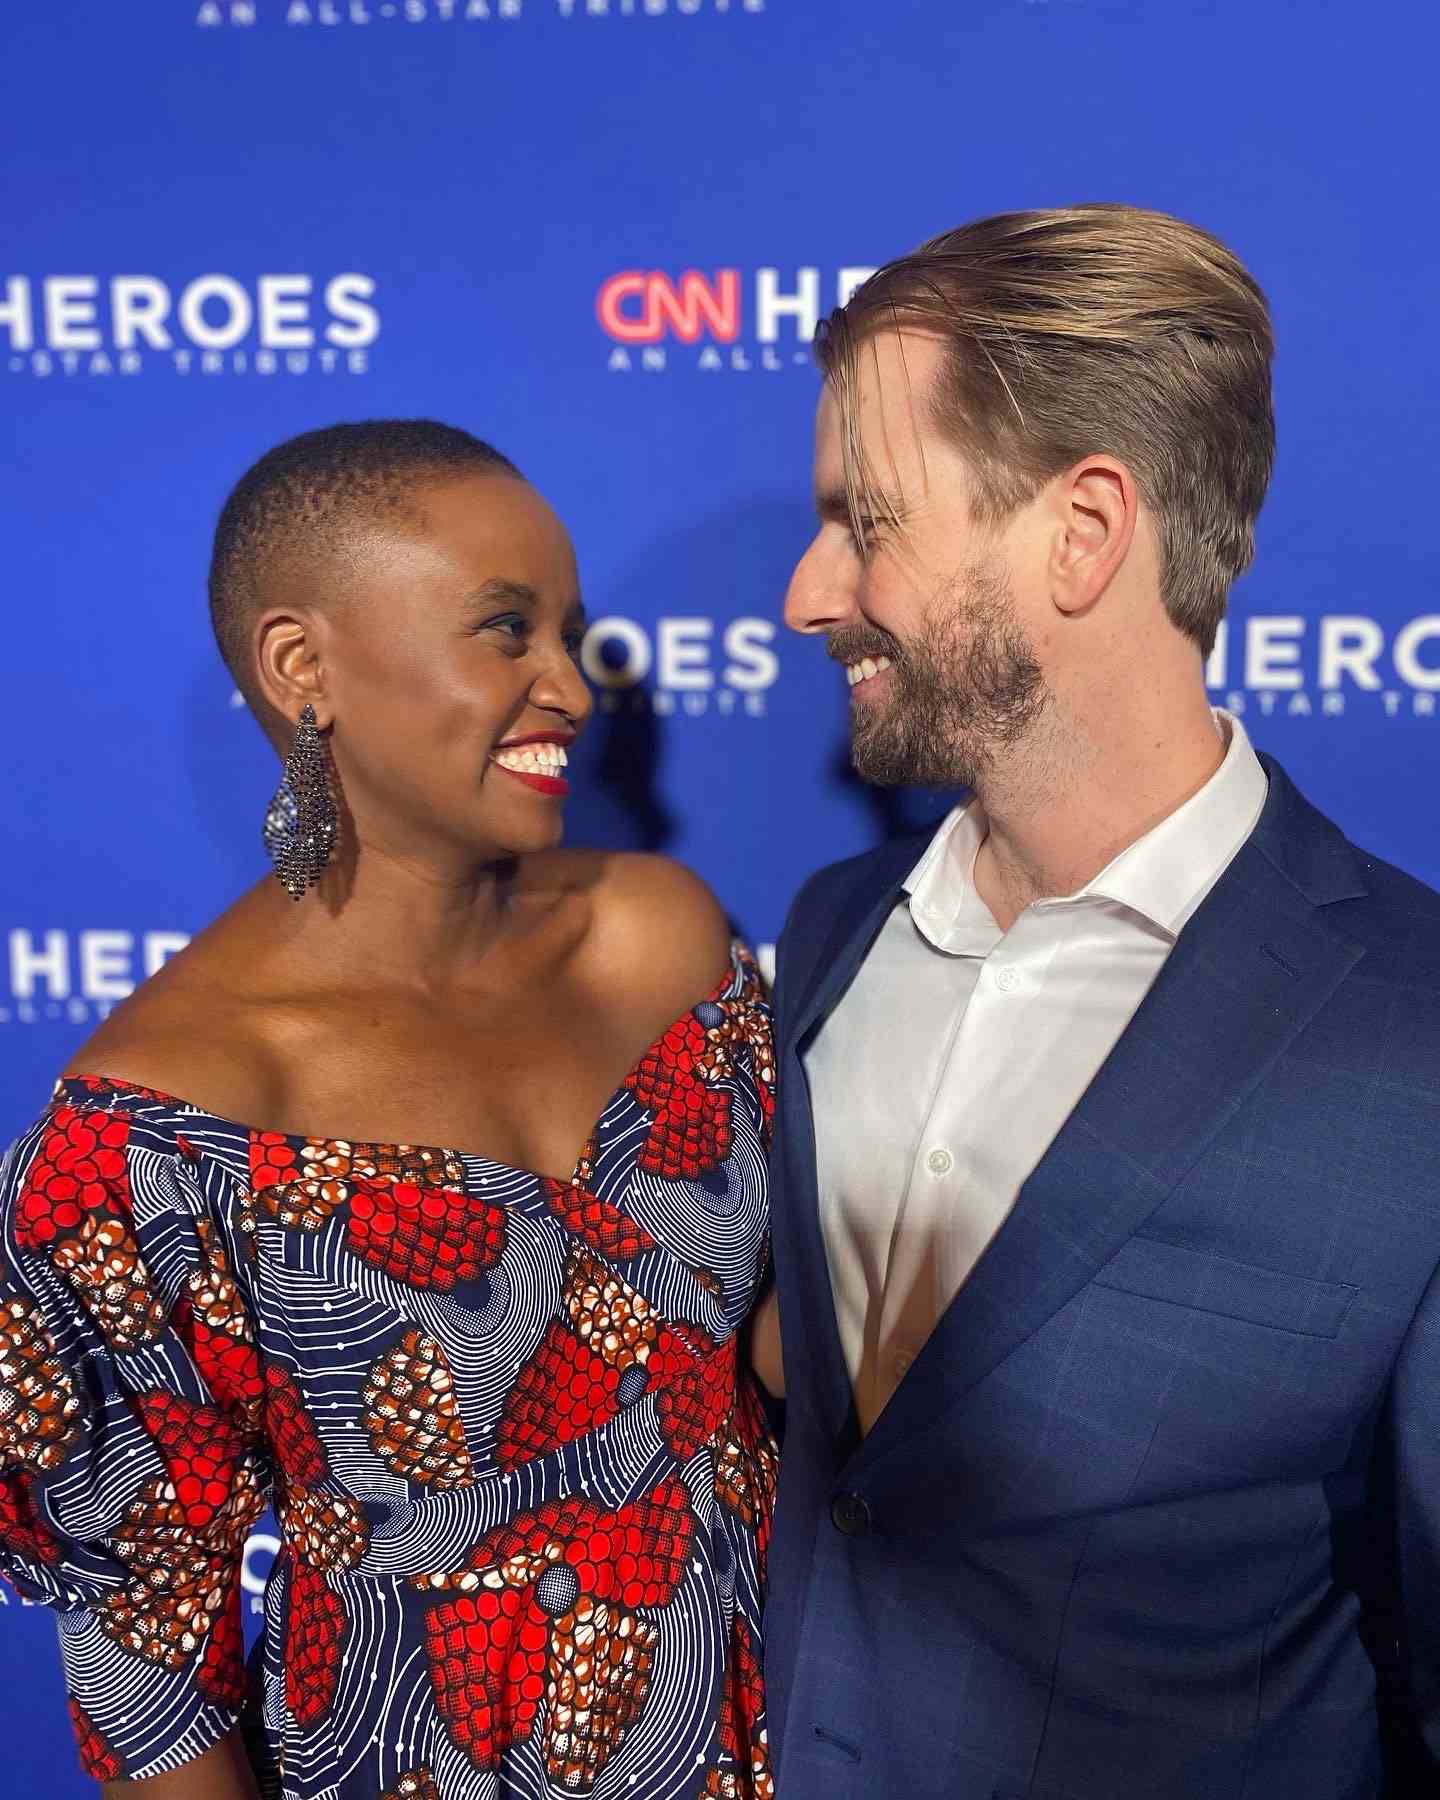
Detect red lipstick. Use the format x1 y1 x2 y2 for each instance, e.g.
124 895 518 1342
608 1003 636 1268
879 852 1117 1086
495 766 569 797
490 730 574 798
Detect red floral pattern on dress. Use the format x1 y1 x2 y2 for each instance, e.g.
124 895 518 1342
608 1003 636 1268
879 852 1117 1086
134 1392 246 1532
0 1469 63 1564
251 1136 464 1211
625 1008 735 1180
197 1584 249 1709
498 1321 621 1469
249 1133 506 1291
280 1485 369 1573
622 962 777 1176
706 1613 774 1799
541 1139 656 1262
249 1134 345 1231
699 996 777 1147
263 1364 364 1725
655 1328 734 1461
68 1697 124 1781
264 1365 329 1487
346 1179 506 1290
500 1260 739 1469
418 1479 694 1789
360 1329 474 1488
13 1108 165 1351
98 1455 264 1677
285 1553 347 1724
714 1379 779 1573
99 1393 264 1695
172 1222 264 1437
0 1290 81 1471
499 1247 672 1468
381 1770 441 1800
16 1109 130 1246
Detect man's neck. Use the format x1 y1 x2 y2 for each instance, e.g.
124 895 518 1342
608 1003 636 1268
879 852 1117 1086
970 689 1227 934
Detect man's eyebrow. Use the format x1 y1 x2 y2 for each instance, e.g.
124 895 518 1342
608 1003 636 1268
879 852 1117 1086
461 578 540 610
814 486 906 522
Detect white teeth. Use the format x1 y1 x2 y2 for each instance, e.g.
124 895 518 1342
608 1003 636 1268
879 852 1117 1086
845 654 893 688
493 742 569 775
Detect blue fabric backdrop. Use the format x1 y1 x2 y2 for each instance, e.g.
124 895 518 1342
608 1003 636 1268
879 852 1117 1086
3 1 1437 1790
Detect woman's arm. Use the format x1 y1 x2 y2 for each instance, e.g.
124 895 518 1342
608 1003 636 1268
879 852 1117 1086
103 1732 259 1800
748 1287 785 1398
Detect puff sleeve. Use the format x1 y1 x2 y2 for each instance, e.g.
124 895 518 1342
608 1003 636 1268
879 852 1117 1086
0 1093 269 1782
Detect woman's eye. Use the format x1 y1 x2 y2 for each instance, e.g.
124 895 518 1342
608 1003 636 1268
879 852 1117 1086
482 614 530 643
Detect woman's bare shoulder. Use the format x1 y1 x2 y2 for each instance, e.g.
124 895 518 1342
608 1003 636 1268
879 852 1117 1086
61 904 286 1124
533 848 734 1014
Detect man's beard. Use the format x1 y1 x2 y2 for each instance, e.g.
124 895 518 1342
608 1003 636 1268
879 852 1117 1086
832 561 1049 789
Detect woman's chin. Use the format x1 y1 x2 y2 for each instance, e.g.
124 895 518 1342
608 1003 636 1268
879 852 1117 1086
483 814 568 861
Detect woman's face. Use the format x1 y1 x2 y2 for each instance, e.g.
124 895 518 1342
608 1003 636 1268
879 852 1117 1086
314 471 593 868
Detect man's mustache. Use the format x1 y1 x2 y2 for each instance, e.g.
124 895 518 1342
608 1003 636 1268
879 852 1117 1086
826 626 904 667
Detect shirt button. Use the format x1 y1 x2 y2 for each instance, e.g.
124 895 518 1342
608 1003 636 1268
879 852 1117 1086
926 1146 953 1177
993 964 1023 993
830 1491 872 1537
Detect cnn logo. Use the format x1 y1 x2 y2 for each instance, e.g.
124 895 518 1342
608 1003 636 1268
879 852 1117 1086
596 267 874 345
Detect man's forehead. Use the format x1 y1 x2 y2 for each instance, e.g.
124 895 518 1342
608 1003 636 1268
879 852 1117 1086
813 328 948 492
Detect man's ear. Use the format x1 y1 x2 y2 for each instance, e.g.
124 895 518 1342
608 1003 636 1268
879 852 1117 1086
254 609 331 729
1049 455 1138 618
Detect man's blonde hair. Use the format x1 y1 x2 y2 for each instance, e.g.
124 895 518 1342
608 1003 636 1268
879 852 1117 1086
817 203 1275 655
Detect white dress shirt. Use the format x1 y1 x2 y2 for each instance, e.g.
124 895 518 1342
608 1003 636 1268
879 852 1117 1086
804 711 1269 1431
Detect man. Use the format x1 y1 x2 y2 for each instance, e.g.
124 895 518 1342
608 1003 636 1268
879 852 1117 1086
759 204 1440 1800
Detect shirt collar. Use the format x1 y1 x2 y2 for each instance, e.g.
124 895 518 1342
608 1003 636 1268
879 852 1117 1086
902 709 1268 953
902 802 1000 957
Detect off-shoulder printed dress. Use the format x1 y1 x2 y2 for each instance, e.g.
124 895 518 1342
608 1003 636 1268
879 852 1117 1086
0 946 777 1800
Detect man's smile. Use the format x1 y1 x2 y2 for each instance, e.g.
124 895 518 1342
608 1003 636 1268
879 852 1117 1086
845 654 894 689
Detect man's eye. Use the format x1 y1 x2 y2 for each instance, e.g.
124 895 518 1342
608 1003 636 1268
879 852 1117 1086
562 629 586 659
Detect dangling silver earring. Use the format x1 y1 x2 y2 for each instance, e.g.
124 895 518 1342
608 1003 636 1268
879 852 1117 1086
263 704 338 900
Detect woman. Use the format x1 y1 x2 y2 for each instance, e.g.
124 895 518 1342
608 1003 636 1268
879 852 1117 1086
0 422 777 1800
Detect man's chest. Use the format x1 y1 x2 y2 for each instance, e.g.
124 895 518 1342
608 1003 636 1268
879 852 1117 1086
800 903 1178 1417
805 907 1172 1246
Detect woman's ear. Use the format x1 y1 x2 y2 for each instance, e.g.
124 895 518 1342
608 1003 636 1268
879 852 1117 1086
253 609 331 729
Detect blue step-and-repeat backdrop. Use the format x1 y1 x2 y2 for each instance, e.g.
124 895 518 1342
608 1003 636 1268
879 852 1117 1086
3 1 1437 1791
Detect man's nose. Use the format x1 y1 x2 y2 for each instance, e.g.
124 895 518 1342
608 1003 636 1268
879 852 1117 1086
783 534 854 637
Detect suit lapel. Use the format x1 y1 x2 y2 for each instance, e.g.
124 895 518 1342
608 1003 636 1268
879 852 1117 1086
774 833 931 1447
789 835 930 1049
850 760 1368 1475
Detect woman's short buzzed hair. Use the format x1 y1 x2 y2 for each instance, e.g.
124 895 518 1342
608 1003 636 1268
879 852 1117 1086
208 418 521 714
817 204 1275 656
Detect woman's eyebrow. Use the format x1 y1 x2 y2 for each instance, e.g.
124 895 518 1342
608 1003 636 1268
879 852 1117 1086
461 578 540 610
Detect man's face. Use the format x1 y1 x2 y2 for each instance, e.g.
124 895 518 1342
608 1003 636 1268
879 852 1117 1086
784 330 1052 790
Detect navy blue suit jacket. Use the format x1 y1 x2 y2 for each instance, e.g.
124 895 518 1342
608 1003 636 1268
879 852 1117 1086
763 758 1440 1800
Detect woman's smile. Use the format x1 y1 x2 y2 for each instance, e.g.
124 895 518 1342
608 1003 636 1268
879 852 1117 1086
489 728 574 796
